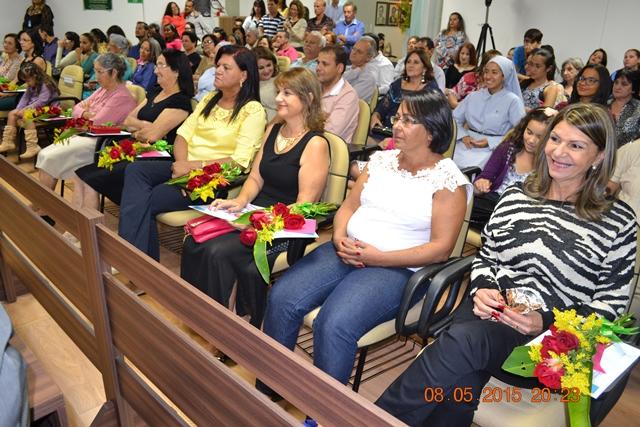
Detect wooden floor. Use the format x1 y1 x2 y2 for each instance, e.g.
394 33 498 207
2 153 639 426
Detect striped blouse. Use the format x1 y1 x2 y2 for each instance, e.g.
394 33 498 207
471 184 637 321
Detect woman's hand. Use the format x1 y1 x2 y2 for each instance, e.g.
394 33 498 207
473 288 505 320
334 236 364 267
462 136 473 149
474 178 492 194
471 138 488 148
209 197 248 213
497 309 544 336
370 113 383 129
58 39 65 47
171 160 194 178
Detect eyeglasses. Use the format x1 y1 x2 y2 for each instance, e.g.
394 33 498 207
94 68 110 74
156 63 169 69
390 114 420 126
578 76 599 85
203 39 214 45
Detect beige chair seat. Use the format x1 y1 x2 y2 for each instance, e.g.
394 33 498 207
155 210 201 227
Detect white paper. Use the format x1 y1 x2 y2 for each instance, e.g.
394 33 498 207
85 131 131 137
527 331 640 398
136 150 171 158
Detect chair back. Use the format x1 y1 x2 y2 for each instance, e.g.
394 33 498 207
369 86 379 112
277 56 291 72
351 99 371 147
57 65 84 109
126 84 147 105
45 61 52 77
322 132 350 205
191 98 198 111
126 57 137 74
442 117 457 159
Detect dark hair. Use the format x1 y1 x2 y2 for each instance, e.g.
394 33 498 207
151 32 166 50
319 45 347 74
402 90 453 154
18 61 58 97
502 108 555 163
201 45 260 121
446 12 465 32
163 24 178 41
4 33 21 54
455 42 477 67
253 46 278 76
569 64 612 105
64 32 80 50
257 35 272 50
212 27 228 44
588 48 608 67
38 24 54 37
139 39 157 63
90 28 108 44
252 0 266 17
233 26 246 46
402 49 434 82
523 28 543 43
524 47 556 82
161 49 195 98
136 21 149 31
19 30 43 56
182 31 198 45
416 37 434 50
80 33 98 52
164 2 180 17
107 25 126 39
149 23 161 34
613 69 640 100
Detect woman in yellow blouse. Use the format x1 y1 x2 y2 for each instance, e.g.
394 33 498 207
118 45 266 260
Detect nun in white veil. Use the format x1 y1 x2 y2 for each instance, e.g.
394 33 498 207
452 55 525 169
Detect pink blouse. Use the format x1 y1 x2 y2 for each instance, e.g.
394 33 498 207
73 83 137 125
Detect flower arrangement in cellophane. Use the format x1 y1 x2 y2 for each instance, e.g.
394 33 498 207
53 117 90 144
0 77 26 92
166 162 243 202
97 139 173 171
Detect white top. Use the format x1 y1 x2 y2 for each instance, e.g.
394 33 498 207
611 139 640 222
347 151 472 270
371 52 395 95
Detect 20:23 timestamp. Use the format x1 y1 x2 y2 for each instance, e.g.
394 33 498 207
424 386 582 403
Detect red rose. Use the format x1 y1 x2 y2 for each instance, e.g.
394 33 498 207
199 174 214 185
109 147 122 159
186 175 204 190
540 335 562 358
119 140 135 155
250 211 270 230
239 228 258 246
283 213 305 230
555 331 580 353
272 202 290 217
203 162 222 174
50 106 61 115
534 361 564 389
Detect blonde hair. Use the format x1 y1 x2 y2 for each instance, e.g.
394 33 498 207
523 103 616 220
273 68 325 132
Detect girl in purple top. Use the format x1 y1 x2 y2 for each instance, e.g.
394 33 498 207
0 62 59 158
470 107 556 230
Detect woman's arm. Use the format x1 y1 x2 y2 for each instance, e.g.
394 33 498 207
33 57 46 72
542 83 560 108
123 100 149 131
135 108 189 142
296 136 330 203
58 50 79 69
332 164 366 245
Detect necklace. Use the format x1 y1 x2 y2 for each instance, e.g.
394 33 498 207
275 125 306 152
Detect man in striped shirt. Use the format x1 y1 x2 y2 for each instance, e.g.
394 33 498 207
259 0 285 39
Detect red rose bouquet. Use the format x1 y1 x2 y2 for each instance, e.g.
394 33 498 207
233 202 337 283
53 117 91 144
166 162 242 202
502 308 638 426
97 139 173 171
21 105 65 123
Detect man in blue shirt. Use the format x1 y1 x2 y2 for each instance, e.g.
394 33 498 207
38 25 58 64
512 28 543 80
334 1 365 56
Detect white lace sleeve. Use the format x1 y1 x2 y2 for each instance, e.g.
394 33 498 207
433 159 473 202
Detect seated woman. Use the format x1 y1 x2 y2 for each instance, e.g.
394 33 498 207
445 42 476 89
370 49 438 130
376 103 638 426
53 31 79 72
587 48 608 68
610 48 639 81
568 64 612 106
193 35 221 101
452 55 525 169
181 67 330 327
54 32 99 82
445 49 500 110
260 90 471 392
608 69 640 148
181 31 201 73
18 30 46 71
74 49 193 210
35 53 137 194
163 24 183 51
520 48 565 111
470 107 555 230
0 34 24 111
254 46 279 122
118 45 266 261
560 57 583 100
0 62 59 158
131 39 158 92
90 28 109 54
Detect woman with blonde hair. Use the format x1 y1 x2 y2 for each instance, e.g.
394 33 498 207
181 67 330 328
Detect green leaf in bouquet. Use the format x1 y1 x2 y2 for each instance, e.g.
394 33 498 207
166 174 190 185
290 202 338 218
253 239 270 283
233 211 253 225
501 345 536 377
151 139 173 153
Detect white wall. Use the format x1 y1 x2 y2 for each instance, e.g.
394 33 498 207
440 0 639 73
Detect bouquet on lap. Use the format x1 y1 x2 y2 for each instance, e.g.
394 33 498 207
166 162 243 202
53 120 123 144
97 139 173 171
21 105 70 123
0 78 26 92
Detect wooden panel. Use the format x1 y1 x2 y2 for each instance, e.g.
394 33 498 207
2 238 98 366
90 401 119 427
0 157 79 235
116 360 188 427
97 225 401 426
105 275 297 426
0 188 91 317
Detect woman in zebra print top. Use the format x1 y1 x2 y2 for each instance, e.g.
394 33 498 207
377 103 637 426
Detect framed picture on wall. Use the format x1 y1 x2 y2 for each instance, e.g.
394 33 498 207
388 3 400 26
375 2 389 27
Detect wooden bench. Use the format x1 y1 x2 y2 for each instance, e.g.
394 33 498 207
11 336 68 426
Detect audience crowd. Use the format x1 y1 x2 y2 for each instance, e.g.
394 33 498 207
1 2 639 426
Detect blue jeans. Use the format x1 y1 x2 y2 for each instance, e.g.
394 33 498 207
263 242 415 384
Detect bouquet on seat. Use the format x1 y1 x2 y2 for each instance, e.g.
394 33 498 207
97 139 173 171
166 162 243 202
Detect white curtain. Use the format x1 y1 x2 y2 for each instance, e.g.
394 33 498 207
408 0 444 39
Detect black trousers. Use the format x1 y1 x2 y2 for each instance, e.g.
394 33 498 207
469 192 501 231
375 299 631 426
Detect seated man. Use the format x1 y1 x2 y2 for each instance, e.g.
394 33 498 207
291 31 325 72
512 28 543 80
273 30 299 62
365 32 394 95
394 35 419 78
129 21 149 59
317 45 359 144
343 36 377 102
416 37 446 91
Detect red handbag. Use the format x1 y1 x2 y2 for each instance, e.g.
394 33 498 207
184 215 235 243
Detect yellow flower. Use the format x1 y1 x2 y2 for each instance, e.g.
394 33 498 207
561 371 591 396
529 344 543 363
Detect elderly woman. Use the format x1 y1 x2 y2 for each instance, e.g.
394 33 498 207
181 68 329 327
254 46 279 121
35 53 137 194
118 45 266 260
561 57 583 99
453 55 526 169
73 49 193 210
608 69 640 147
83 34 133 98
259 90 471 393
376 103 637 426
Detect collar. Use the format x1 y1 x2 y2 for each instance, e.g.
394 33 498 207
325 77 345 97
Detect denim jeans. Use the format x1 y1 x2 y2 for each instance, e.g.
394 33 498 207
263 242 415 384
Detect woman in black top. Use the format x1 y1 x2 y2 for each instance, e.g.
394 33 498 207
73 49 193 209
180 67 330 327
23 0 54 31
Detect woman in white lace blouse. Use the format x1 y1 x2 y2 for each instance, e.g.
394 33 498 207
258 90 472 393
